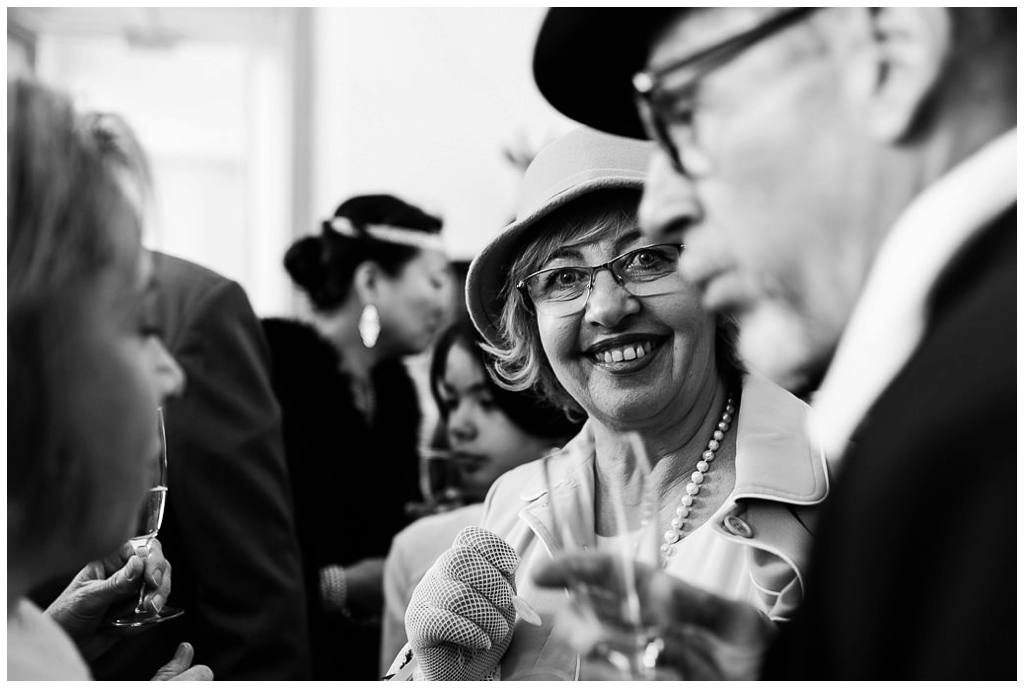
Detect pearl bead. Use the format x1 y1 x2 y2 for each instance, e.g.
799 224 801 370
659 394 734 569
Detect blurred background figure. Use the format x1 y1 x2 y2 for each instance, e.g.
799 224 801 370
262 194 452 679
9 77 209 680
379 317 581 672
87 251 312 680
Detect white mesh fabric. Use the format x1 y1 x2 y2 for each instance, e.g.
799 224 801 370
405 526 520 681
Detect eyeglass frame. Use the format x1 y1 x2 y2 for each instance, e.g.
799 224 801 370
632 7 822 176
516 243 686 315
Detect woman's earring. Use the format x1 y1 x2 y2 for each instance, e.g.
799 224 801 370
359 304 380 349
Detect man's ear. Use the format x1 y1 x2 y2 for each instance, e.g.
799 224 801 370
352 261 382 305
857 8 953 142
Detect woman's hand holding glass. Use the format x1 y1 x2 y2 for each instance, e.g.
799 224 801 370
45 539 172 660
111 408 184 628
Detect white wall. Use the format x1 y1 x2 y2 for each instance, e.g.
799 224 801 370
24 8 577 314
308 8 576 263
33 24 295 317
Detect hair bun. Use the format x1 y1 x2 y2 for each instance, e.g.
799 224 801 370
284 235 337 308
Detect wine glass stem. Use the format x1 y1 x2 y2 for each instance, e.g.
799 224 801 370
134 582 148 615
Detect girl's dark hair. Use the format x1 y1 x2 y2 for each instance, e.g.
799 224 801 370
284 194 443 311
430 317 582 442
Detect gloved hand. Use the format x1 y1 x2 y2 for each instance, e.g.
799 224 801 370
404 526 520 681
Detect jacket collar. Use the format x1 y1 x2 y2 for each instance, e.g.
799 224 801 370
518 373 828 511
811 128 1017 464
517 430 598 552
729 372 829 506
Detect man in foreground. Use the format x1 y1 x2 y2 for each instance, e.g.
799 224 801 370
530 7 1015 679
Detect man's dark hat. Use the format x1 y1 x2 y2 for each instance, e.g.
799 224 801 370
532 9 681 140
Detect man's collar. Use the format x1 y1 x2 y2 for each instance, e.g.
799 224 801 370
811 128 1017 463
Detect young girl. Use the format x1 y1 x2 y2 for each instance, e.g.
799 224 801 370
379 317 580 672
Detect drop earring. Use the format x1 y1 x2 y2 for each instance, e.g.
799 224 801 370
359 304 380 348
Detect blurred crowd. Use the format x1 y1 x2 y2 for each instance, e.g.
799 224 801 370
8 8 1014 682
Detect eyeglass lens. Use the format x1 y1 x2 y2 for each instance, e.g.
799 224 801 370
524 245 683 316
633 8 821 176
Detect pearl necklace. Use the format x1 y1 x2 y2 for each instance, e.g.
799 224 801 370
658 395 735 568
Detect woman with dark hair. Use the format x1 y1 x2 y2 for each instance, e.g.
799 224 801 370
379 318 581 671
396 128 829 680
262 194 452 679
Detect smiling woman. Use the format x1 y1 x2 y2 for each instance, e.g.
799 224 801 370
391 127 830 681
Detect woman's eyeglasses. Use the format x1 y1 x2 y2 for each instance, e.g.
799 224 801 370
517 244 684 317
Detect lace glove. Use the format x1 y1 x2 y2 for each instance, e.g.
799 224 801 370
404 526 520 681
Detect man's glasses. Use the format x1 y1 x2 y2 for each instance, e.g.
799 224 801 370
517 244 685 317
633 8 821 176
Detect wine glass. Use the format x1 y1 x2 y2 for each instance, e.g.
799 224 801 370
111 408 184 628
418 446 464 514
541 432 668 679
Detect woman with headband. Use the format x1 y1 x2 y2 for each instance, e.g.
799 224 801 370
262 194 453 679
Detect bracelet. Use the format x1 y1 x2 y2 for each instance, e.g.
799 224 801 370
319 565 354 620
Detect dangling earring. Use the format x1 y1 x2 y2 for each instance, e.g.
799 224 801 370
359 304 380 348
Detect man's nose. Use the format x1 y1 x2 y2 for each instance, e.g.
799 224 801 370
638 152 702 246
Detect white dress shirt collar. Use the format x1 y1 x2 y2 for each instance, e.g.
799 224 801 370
810 128 1017 464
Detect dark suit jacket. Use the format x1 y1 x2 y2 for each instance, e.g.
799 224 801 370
91 253 311 679
764 208 1016 678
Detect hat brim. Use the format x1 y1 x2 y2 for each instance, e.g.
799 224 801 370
532 9 681 139
466 175 645 349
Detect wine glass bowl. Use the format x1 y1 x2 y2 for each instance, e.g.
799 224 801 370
111 408 184 628
412 446 464 516
541 432 667 679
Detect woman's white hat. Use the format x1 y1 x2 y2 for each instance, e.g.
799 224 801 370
466 127 655 347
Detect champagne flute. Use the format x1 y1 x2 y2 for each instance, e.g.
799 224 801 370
541 432 667 679
419 446 463 513
111 408 184 628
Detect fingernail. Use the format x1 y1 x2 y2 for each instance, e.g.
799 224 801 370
151 594 165 612
152 569 163 587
